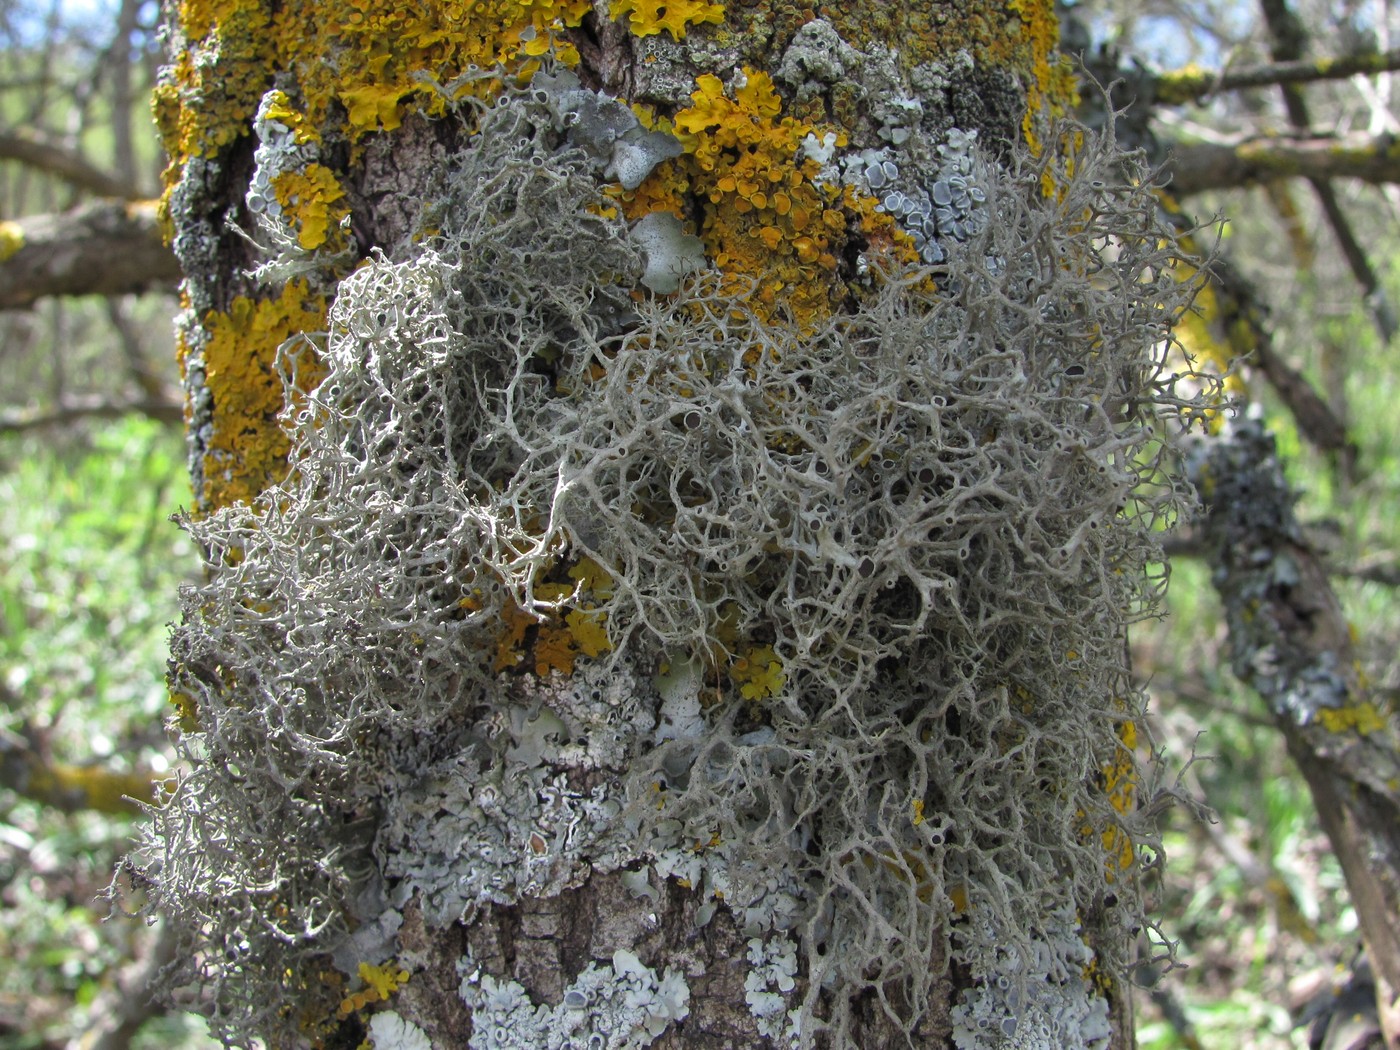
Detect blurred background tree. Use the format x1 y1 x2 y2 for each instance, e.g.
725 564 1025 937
0 0 1397 1047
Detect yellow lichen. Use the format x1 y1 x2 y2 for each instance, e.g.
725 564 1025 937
158 0 595 178
1317 702 1387 736
493 559 616 674
730 643 784 700
262 89 321 143
0 220 24 263
1007 0 1076 155
338 961 410 1015
609 0 725 40
195 279 328 509
272 164 349 249
1099 719 1137 873
626 68 857 329
564 608 611 658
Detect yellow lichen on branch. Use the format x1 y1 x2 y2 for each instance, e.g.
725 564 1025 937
155 0 600 172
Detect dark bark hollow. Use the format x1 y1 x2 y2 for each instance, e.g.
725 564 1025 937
132 1 1214 1046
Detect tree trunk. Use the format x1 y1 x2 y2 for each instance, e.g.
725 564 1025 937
138 1 1207 1046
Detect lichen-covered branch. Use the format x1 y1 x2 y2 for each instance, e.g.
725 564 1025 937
1168 131 1400 195
1190 420 1400 1046
0 726 155 815
0 201 180 310
1153 47 1400 105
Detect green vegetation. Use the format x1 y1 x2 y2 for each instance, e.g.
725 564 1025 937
1131 256 1400 1048
0 416 210 1047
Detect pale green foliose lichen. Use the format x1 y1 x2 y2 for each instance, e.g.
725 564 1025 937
458 950 691 1049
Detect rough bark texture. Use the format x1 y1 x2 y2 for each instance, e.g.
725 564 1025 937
1191 421 1400 1049
138 2 1202 1048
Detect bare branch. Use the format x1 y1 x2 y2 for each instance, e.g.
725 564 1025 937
0 200 180 309
1331 556 1400 587
67 922 180 1050
0 393 184 433
1169 131 1400 195
0 129 143 199
1154 48 1400 105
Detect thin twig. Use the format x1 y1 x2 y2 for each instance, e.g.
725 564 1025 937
0 394 183 433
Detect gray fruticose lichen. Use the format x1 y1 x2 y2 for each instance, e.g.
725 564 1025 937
130 69 1211 1049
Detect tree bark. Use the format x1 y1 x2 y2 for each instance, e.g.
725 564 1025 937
1190 421 1400 1048
136 2 1204 1047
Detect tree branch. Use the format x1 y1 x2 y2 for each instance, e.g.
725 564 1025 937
1169 131 1400 195
0 200 180 309
1154 48 1400 105
0 726 156 815
0 129 144 199
1191 420 1400 1047
0 393 184 433
67 922 180 1050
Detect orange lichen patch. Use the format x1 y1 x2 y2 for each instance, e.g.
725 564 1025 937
1317 701 1387 736
624 69 863 328
197 280 328 509
494 597 537 672
494 559 616 674
1007 0 1076 155
609 0 725 40
272 164 350 249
